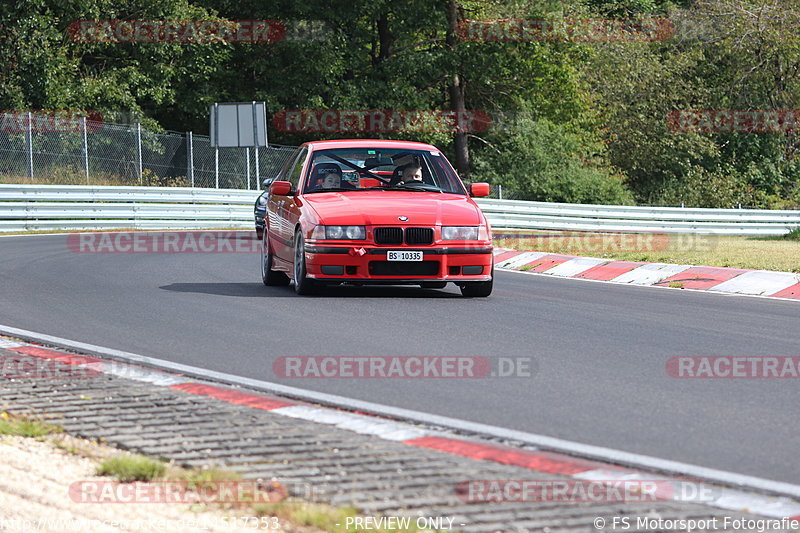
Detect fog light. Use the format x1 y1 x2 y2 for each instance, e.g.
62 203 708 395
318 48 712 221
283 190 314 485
320 265 344 275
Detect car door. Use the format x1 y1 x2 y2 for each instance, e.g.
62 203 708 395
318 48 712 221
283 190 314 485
267 147 301 260
282 147 310 257
269 147 308 261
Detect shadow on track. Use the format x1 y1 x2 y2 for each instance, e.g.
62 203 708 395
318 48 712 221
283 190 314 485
159 283 295 297
159 282 462 299
314 285 462 299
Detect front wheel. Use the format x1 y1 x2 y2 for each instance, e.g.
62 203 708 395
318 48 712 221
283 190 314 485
261 235 290 286
460 265 493 297
293 231 318 295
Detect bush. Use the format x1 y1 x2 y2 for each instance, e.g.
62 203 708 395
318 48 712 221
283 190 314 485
140 169 189 187
472 117 634 205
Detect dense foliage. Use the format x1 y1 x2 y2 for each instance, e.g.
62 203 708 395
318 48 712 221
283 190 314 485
2 0 798 206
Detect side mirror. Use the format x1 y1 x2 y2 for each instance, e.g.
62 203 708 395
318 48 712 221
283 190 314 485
270 180 293 196
262 178 274 188
469 182 490 197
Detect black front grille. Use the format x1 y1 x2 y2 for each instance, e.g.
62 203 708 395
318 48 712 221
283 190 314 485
405 227 434 245
374 227 403 245
374 227 434 245
369 261 439 276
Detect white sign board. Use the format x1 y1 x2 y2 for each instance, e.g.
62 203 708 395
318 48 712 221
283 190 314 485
210 102 267 147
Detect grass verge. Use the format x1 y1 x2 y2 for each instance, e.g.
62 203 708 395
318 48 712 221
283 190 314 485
0 412 61 438
97 454 166 482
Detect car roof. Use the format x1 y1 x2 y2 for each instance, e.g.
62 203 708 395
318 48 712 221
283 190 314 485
304 139 439 151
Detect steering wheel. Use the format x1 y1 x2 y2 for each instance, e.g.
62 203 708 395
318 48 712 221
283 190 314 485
387 167 404 186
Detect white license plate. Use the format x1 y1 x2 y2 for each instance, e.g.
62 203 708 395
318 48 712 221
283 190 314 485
387 250 423 261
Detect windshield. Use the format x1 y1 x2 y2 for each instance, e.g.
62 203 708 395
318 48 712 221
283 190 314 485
302 148 467 195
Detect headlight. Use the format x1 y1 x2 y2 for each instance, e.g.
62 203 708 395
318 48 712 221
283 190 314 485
344 225 364 239
441 226 479 241
311 225 366 240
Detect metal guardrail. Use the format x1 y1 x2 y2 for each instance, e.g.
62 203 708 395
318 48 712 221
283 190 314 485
1 184 799 235
478 198 800 235
0 185 254 232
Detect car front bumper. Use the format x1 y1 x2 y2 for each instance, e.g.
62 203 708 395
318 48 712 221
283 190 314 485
304 244 493 283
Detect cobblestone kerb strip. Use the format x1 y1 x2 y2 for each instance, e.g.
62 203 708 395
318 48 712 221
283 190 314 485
1 336 799 533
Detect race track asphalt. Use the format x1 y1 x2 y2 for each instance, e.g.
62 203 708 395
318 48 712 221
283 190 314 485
0 232 798 483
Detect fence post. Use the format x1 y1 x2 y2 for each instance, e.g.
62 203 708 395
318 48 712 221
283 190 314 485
82 116 89 184
136 123 143 184
246 147 251 190
213 102 219 189
252 101 260 186
26 112 34 179
498 184 502 200
187 132 194 187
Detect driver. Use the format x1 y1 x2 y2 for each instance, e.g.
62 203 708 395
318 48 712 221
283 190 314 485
310 163 344 190
399 162 423 184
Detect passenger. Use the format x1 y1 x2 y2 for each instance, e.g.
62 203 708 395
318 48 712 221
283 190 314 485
321 172 341 189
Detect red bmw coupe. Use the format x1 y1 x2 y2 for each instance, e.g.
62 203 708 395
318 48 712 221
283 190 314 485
260 139 493 296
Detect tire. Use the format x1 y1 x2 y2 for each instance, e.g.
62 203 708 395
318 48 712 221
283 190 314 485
293 230 318 295
261 234 290 286
256 227 264 240
460 265 493 297
420 281 448 289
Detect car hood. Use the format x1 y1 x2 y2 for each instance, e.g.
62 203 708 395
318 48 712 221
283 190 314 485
301 191 483 226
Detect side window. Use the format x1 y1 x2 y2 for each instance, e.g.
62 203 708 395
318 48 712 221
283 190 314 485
277 147 303 182
288 148 309 188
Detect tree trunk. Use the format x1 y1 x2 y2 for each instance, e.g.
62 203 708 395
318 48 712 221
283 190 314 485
375 12 393 65
446 0 469 178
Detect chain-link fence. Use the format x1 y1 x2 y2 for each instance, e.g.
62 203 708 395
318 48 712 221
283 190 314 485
0 111 298 189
